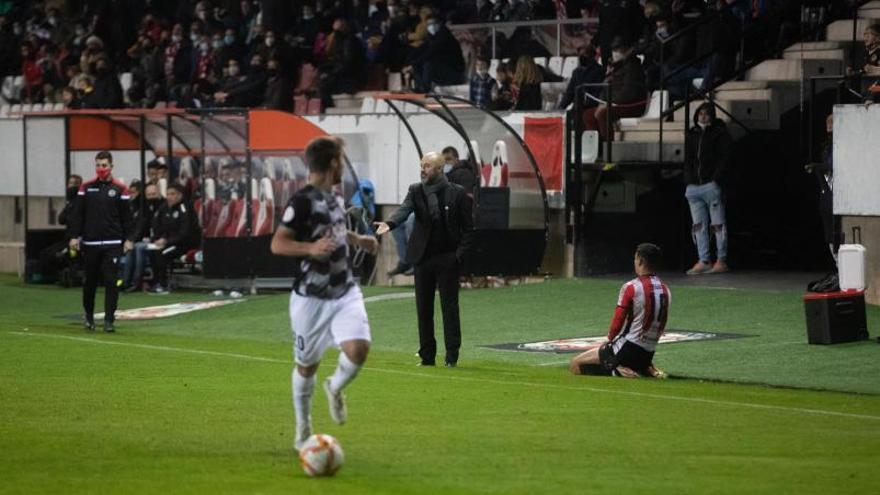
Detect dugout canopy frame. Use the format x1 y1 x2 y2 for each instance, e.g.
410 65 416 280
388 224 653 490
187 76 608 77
378 93 550 276
21 108 360 280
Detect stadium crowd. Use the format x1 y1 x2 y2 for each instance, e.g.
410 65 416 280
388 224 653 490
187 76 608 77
1 0 860 113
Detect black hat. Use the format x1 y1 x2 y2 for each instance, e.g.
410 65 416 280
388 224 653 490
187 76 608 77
611 36 631 51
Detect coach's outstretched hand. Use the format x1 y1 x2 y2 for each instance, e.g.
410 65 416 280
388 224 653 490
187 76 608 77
373 222 390 236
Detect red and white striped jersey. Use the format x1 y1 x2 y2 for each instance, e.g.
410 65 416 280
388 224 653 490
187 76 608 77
607 275 671 353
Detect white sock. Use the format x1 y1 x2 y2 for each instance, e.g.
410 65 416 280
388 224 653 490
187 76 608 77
328 353 362 395
292 368 315 434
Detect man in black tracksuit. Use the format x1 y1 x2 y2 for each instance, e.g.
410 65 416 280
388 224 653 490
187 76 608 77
67 151 133 332
375 151 474 367
148 183 200 293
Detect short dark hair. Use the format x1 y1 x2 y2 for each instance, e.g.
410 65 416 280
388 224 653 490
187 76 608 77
442 146 459 158
167 183 185 195
69 174 83 182
636 243 662 270
95 150 113 163
305 136 343 173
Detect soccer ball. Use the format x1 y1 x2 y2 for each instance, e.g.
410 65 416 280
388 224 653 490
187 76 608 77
299 434 344 477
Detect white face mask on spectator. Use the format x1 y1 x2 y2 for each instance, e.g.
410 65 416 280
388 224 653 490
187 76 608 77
476 69 488 77
697 121 709 129
190 33 200 43
199 42 209 52
427 23 439 36
228 65 240 76
443 162 453 174
611 50 625 62
265 37 274 47
172 34 182 43
656 27 669 38
212 39 223 49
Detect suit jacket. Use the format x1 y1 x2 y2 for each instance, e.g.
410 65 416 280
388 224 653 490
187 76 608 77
387 181 474 266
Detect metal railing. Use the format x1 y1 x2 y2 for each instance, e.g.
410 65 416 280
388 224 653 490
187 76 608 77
449 17 599 59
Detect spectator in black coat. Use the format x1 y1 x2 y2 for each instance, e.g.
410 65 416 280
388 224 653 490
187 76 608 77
408 15 465 92
583 38 647 140
214 53 268 107
318 18 366 109
559 44 605 110
149 183 200 293
595 0 645 66
262 56 294 110
443 146 476 194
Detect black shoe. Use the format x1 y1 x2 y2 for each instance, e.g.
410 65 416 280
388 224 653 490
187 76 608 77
84 315 95 332
387 264 412 277
445 361 457 368
417 361 435 367
103 321 116 333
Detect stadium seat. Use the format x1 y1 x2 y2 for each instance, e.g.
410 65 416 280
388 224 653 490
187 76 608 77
374 98 390 113
561 57 579 79
157 178 167 197
254 178 275 236
0 105 9 117
1 76 14 102
20 103 32 113
360 96 376 114
31 103 44 112
533 57 547 68
489 59 500 80
387 72 403 91
10 103 21 115
618 90 669 126
581 130 600 163
482 140 509 188
154 101 167 109
53 102 65 110
222 199 245 237
306 98 321 115
119 72 133 101
295 63 319 96
294 95 308 115
548 57 563 76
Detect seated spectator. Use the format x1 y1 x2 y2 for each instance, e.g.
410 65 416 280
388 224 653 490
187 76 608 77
582 38 647 140
83 57 122 108
648 15 700 101
127 34 163 89
294 4 319 49
214 53 268 107
163 24 193 90
863 23 880 76
149 184 200 294
558 44 605 110
595 0 644 66
213 29 242 79
407 6 433 49
443 146 476 193
408 15 464 92
60 86 80 108
512 55 542 111
123 181 163 291
318 18 365 109
491 62 514 110
262 56 294 111
20 42 44 102
79 35 106 76
469 56 497 109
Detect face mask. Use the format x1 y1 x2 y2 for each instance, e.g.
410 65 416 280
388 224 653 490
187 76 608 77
172 34 182 43
264 37 274 47
656 27 669 38
224 34 235 45
197 11 207 21
697 121 708 129
443 163 453 174
427 24 439 36
95 167 112 181
212 40 223 49
611 51 625 62
476 69 487 77
190 33 200 43
303 13 314 20
368 5 378 16
200 42 209 52
228 65 239 76
48 17 58 26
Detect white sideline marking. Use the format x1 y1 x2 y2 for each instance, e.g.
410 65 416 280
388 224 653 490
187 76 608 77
363 292 414 303
8 331 880 422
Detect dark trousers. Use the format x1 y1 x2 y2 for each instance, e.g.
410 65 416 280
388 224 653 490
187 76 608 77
414 251 461 365
83 245 122 322
150 245 186 287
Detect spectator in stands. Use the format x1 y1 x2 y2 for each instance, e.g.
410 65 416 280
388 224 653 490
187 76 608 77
684 102 731 275
595 0 644 66
407 5 433 49
127 34 164 90
558 43 605 110
491 61 514 110
469 56 497 108
648 15 699 101
443 146 476 194
124 182 163 292
147 159 169 185
263 56 294 111
407 15 465 93
163 24 193 91
700 0 742 93
60 86 80 108
863 23 880 76
582 38 647 140
216 28 244 76
214 53 268 107
294 4 320 50
512 55 543 111
318 18 365 109
83 57 123 108
149 183 200 294
20 42 44 102
194 34 217 83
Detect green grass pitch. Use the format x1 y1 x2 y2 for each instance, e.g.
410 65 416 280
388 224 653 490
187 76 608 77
1 274 879 494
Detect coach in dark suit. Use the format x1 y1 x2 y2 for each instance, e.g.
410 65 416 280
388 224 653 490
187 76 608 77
376 152 474 367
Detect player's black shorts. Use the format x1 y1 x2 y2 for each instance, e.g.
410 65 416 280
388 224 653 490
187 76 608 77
599 340 654 375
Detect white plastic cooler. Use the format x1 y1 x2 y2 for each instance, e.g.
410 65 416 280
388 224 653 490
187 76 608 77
838 244 866 291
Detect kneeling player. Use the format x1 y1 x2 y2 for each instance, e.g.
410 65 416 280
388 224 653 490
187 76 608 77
570 243 670 378
270 136 379 450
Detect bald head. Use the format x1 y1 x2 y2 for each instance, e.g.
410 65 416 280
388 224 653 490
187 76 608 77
420 151 445 184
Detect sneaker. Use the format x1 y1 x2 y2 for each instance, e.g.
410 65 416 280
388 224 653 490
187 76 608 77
323 378 347 425
686 261 712 275
103 321 116 333
294 423 312 451
417 361 435 367
709 260 729 274
647 365 668 379
83 315 95 332
149 285 169 295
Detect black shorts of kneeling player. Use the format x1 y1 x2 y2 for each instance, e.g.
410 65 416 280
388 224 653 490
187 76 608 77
588 340 654 376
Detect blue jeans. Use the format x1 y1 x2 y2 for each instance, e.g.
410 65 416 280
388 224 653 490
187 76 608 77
121 241 150 287
391 212 415 268
685 182 727 263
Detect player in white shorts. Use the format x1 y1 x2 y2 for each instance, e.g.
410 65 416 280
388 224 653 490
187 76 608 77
270 136 379 451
